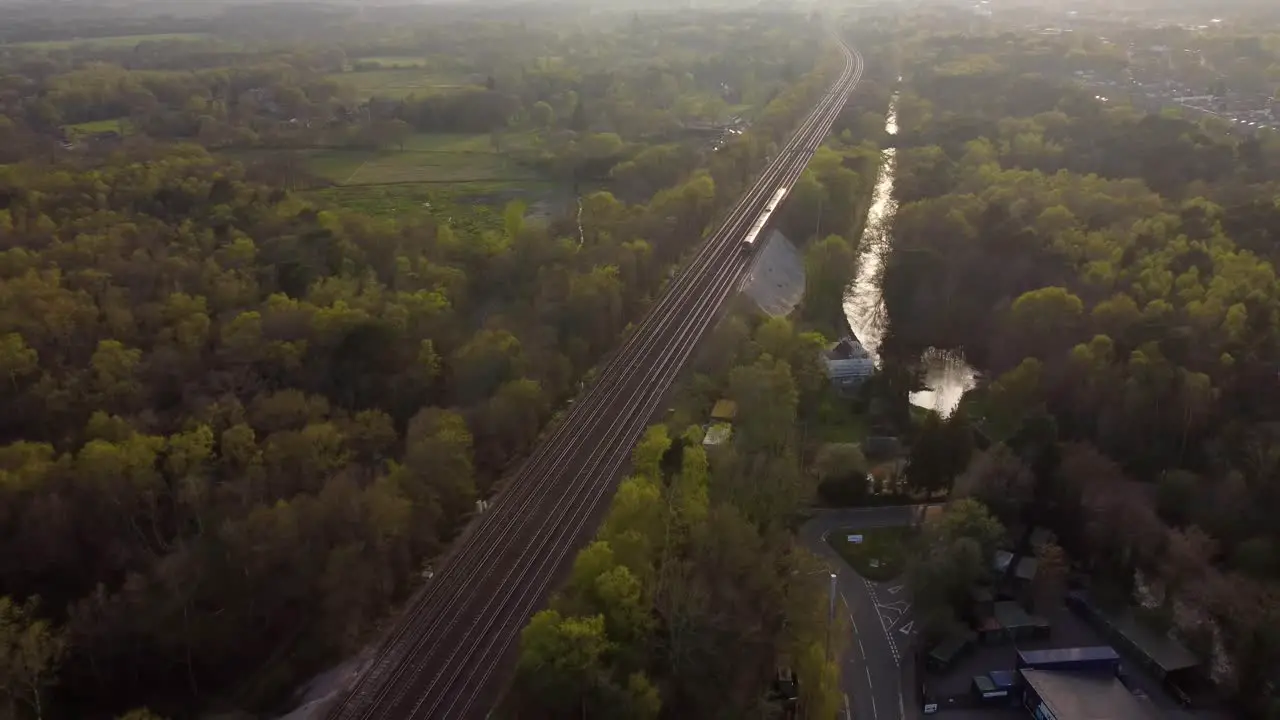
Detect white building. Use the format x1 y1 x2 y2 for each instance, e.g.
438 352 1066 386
822 337 875 392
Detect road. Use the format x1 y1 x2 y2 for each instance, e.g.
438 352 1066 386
800 506 939 720
325 37 867 720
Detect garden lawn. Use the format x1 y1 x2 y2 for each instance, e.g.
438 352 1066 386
826 525 914 582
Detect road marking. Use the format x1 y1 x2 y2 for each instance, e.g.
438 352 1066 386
888 584 904 594
845 693 853 719
866 667 879 719
898 620 914 636
863 578 904 665
857 635 867 659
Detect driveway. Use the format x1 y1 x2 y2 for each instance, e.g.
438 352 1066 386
800 505 940 720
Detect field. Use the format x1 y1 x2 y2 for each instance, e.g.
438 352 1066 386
235 130 562 222
338 151 535 184
303 131 543 185
327 69 480 99
352 56 431 69
9 33 211 50
307 181 560 228
65 117 131 136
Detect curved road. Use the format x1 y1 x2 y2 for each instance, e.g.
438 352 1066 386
800 505 939 720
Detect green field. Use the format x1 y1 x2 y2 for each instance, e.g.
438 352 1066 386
222 132 542 187
307 181 551 223
226 131 554 219
327 69 479 99
352 56 431 69
341 152 535 184
400 132 538 153
827 526 915 582
65 117 132 136
303 132 542 185
10 33 211 50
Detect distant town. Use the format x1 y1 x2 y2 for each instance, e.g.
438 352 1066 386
964 0 1280 133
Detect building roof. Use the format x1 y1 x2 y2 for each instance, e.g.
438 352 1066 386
1021 669 1156 720
825 337 870 361
1108 608 1200 675
703 423 732 447
1019 646 1119 668
824 354 875 381
1069 591 1200 675
1015 556 1038 581
710 399 738 422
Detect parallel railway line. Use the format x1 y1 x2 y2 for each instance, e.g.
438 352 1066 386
328 35 864 720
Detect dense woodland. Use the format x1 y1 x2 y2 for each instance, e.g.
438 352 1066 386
882 31 1280 717
0 5 865 718
513 316 839 720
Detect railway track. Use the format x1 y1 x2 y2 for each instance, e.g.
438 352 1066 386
327 35 865 720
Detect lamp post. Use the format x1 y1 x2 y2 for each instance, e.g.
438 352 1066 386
826 570 838 663
796 567 839 664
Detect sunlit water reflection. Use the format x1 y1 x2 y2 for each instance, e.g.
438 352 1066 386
842 98 977 416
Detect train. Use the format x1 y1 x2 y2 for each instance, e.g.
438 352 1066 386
741 186 791 250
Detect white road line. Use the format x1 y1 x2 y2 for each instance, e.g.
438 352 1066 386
857 635 867 659
845 693 853 719
866 667 879 719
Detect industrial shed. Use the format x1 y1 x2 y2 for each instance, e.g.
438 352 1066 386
993 600 1050 641
1020 668 1157 720
1067 591 1200 682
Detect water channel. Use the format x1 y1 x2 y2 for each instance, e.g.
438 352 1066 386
842 98 977 417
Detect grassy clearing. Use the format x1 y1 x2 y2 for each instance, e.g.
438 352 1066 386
807 394 870 445
307 180 559 226
10 33 210 50
65 117 131 136
308 184 443 219
301 133 543 185
304 150 376 183
352 56 431 68
326 69 479 99
400 131 539 154
340 151 536 184
827 526 914 582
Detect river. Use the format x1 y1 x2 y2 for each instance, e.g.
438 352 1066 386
842 97 977 417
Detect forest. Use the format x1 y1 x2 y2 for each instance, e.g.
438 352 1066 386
880 29 1280 718
0 4 864 719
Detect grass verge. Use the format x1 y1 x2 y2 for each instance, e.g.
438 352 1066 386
827 525 914 582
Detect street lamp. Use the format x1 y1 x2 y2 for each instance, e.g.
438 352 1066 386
826 570 837 664
796 568 839 663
